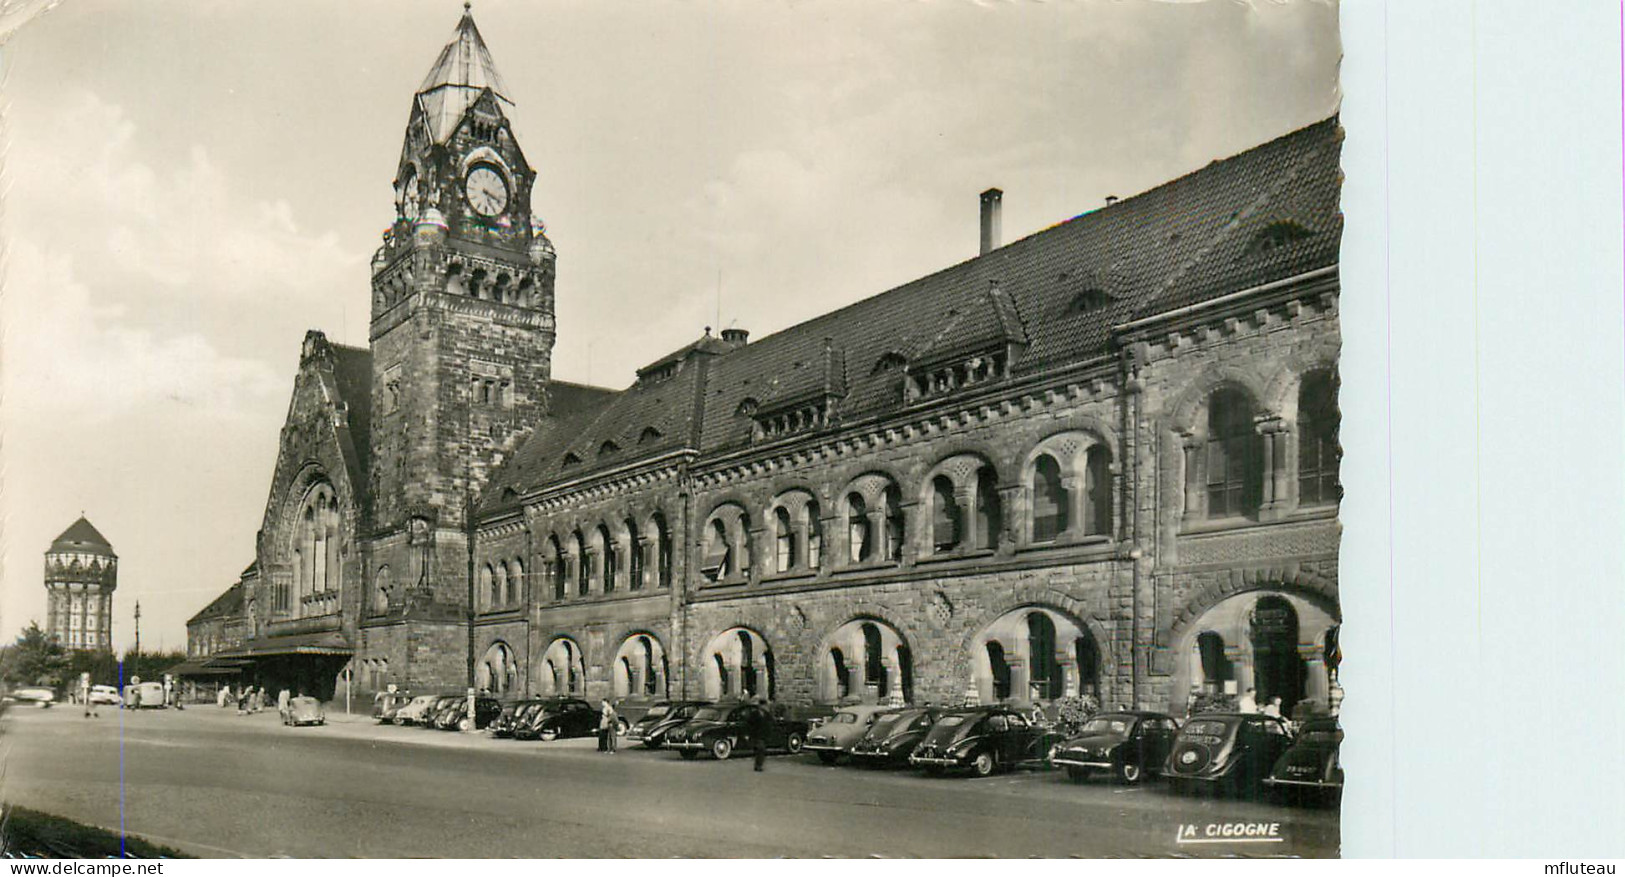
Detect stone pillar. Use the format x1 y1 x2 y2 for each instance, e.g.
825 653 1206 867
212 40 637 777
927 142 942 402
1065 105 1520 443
955 486 976 553
883 654 905 706
792 517 809 572
997 485 1022 552
1180 431 1203 525
863 510 885 562
1058 656 1079 697
1007 657 1029 703
1060 475 1085 540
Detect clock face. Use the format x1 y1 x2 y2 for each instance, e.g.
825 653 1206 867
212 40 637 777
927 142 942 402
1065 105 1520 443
465 165 509 217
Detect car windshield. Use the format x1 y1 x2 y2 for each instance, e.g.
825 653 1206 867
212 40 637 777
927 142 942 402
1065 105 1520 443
643 705 670 720
867 712 911 736
691 707 727 721
830 712 860 724
1080 717 1134 736
922 712 984 746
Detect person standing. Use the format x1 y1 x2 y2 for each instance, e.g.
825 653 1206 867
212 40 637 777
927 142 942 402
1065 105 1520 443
218 685 231 709
1262 695 1283 719
278 688 292 724
1238 687 1258 713
750 700 770 772
598 700 617 753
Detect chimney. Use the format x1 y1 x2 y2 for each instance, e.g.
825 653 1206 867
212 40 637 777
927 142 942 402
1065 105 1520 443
979 188 1003 255
721 327 750 347
1105 195 1119 206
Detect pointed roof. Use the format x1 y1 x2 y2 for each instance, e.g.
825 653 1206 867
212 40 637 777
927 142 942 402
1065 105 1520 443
49 516 115 557
416 6 511 144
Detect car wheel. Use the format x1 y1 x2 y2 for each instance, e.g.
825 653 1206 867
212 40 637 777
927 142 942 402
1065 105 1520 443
711 737 734 760
1065 766 1090 782
538 727 559 742
679 749 699 760
785 732 806 755
617 718 630 735
971 751 997 778
458 717 473 732
1116 761 1143 785
817 751 840 765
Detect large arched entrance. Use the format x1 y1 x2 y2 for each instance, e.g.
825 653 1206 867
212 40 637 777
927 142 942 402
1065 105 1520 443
1173 589 1338 715
612 633 669 699
816 618 913 705
699 627 774 701
970 607 1102 705
475 641 517 695
537 637 586 696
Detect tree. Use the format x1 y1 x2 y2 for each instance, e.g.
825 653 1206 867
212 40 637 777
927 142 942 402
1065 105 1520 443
0 623 70 689
119 649 187 683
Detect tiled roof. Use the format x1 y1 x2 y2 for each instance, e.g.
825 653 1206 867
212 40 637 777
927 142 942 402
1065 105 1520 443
489 117 1342 499
548 380 618 419
329 343 373 490
49 516 114 556
188 583 243 626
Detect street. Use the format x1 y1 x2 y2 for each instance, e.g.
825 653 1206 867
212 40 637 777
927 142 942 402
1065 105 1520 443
0 705 1338 858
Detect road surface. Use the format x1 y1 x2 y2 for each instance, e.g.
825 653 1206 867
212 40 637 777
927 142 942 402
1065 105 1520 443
0 704 1338 857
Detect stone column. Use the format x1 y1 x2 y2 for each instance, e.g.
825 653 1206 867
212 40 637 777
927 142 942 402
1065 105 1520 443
883 654 906 706
1058 656 1079 697
955 486 976 553
1060 475 1085 540
997 484 1022 552
1180 431 1203 525
1006 657 1029 703
793 516 809 572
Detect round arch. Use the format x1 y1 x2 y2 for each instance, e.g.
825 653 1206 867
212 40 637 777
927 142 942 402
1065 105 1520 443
812 616 914 706
537 636 586 696
475 641 518 695
966 604 1104 706
611 632 669 699
1168 588 1340 717
697 626 774 701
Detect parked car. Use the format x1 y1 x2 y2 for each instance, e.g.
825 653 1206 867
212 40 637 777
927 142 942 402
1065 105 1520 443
489 699 548 738
1047 711 1180 784
122 682 167 709
372 691 413 723
8 687 56 707
908 706 1064 777
663 702 809 761
1164 712 1294 798
849 707 945 766
392 694 449 726
804 704 897 765
515 697 598 741
1264 717 1343 802
284 695 326 727
625 700 710 749
88 685 122 706
420 695 468 729
433 695 504 731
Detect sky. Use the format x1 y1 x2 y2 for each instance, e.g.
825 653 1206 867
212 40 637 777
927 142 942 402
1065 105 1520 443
0 0 1340 655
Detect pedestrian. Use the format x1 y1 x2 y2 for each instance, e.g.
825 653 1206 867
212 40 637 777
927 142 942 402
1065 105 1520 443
598 700 617 752
1238 687 1258 713
1262 695 1283 719
750 698 770 772
278 688 292 724
237 686 250 714
218 685 231 708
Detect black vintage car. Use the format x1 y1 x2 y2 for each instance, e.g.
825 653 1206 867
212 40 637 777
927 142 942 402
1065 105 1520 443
515 697 598 741
625 700 710 749
908 706 1064 777
1264 717 1343 803
1048 711 1180 784
432 695 504 731
417 695 465 728
1164 712 1294 797
848 707 944 766
489 699 548 738
663 703 809 761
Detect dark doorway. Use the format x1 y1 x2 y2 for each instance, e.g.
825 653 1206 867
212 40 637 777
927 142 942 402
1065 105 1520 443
1249 596 1306 711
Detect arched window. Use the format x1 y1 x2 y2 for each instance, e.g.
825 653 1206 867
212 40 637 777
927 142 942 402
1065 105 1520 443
932 475 960 553
738 630 757 696
550 536 566 601
1298 370 1341 505
1084 446 1112 536
1031 454 1068 542
831 647 850 699
774 507 796 573
641 637 658 696
574 531 590 596
1028 613 1062 700
806 499 822 569
653 513 673 588
1206 388 1263 518
372 565 392 614
508 558 524 605
478 564 495 610
493 563 508 607
846 494 871 563
713 653 730 696
599 524 617 593
1196 631 1232 695
704 518 733 581
883 485 904 562
625 518 643 590
974 466 1002 550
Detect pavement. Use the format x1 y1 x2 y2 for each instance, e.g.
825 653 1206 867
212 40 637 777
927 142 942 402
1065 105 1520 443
0 704 1340 858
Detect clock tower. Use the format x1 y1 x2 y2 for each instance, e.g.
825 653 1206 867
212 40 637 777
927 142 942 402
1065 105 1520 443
367 6 556 608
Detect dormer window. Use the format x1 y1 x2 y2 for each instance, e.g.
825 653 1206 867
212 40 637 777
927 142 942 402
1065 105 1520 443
1068 289 1115 315
562 452 582 469
736 398 759 418
638 426 663 445
598 440 620 457
1251 220 1314 254
872 352 908 375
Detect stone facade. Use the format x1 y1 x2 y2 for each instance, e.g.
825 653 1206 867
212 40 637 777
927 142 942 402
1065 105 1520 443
186 9 1344 718
44 517 117 652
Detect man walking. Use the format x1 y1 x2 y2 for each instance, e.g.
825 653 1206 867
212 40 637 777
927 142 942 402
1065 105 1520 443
278 688 292 724
598 700 618 753
750 699 770 772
